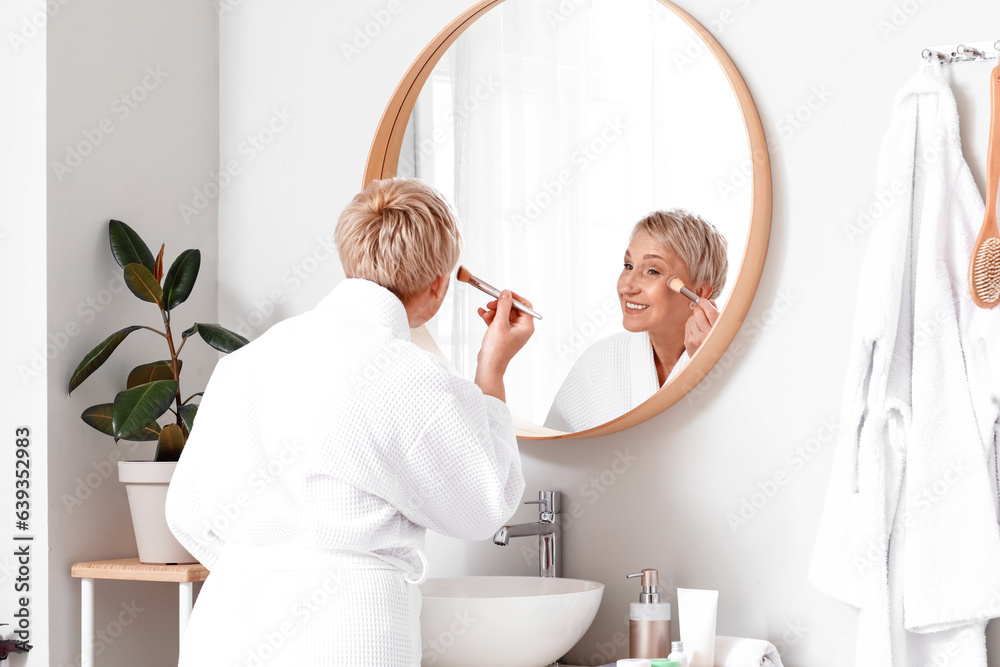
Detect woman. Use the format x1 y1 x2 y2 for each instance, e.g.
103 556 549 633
165 178 534 665
544 209 727 432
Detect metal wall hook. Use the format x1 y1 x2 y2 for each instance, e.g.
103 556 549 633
922 40 1000 64
957 44 985 61
922 48 951 63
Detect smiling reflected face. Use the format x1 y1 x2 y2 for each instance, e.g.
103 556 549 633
617 231 707 338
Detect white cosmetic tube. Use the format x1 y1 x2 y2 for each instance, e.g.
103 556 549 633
677 588 718 667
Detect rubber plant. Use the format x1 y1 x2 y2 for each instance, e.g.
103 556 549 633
0 624 30 661
68 220 248 462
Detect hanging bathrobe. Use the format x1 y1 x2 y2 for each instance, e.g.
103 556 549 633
165 278 525 666
543 331 688 431
809 66 1000 666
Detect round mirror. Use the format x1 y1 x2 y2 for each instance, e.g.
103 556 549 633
365 0 771 439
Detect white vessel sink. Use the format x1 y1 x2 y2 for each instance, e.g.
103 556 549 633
419 576 604 667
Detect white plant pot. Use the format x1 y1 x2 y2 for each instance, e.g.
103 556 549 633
118 461 196 564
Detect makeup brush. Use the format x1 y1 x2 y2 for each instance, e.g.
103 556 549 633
667 276 719 312
456 265 543 320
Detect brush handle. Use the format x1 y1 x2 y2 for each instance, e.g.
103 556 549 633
987 65 1000 224
679 285 720 313
467 276 543 320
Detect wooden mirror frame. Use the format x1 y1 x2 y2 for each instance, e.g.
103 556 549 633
363 0 772 440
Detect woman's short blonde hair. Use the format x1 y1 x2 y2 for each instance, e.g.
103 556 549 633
335 178 462 301
632 209 728 298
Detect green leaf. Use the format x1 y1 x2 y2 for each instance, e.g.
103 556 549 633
109 220 155 272
81 404 116 437
123 263 164 305
154 423 186 462
82 404 161 441
68 325 144 393
111 380 177 440
162 249 201 311
179 403 198 432
182 323 249 353
127 421 164 442
126 360 181 389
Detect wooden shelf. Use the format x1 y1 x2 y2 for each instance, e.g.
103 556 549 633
71 557 208 583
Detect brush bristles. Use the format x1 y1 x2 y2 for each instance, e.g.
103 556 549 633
972 238 1000 304
666 276 685 293
456 265 471 283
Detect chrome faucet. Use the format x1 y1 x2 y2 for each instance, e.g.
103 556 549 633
493 490 562 578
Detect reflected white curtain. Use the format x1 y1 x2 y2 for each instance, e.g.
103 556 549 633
398 0 751 425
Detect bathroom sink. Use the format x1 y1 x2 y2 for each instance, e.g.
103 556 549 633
419 576 604 667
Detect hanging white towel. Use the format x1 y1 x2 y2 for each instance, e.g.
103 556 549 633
809 65 1000 666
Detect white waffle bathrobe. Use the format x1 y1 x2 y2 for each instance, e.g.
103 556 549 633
165 278 525 666
809 68 1000 666
544 331 687 432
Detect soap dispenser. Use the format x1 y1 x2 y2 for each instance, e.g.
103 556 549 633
627 568 672 659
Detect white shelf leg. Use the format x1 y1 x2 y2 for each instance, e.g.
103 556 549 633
81 577 94 667
178 582 194 647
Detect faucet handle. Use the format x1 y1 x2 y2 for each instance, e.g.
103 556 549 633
524 490 561 514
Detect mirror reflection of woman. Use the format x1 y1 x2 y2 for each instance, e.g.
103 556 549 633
545 210 727 432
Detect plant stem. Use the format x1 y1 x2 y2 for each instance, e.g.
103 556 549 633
162 308 184 428
141 325 168 338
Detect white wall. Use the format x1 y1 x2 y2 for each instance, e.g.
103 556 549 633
216 1 1000 666
2 1 49 664
44 1 218 666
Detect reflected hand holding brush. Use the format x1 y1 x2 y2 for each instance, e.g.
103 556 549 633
456 266 543 319
667 275 719 313
668 275 720 359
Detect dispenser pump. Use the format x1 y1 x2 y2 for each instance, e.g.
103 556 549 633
625 568 671 659
627 568 661 603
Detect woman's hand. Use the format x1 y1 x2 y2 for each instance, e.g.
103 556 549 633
474 290 535 401
684 298 719 357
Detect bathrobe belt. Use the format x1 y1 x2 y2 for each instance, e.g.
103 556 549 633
216 543 429 584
